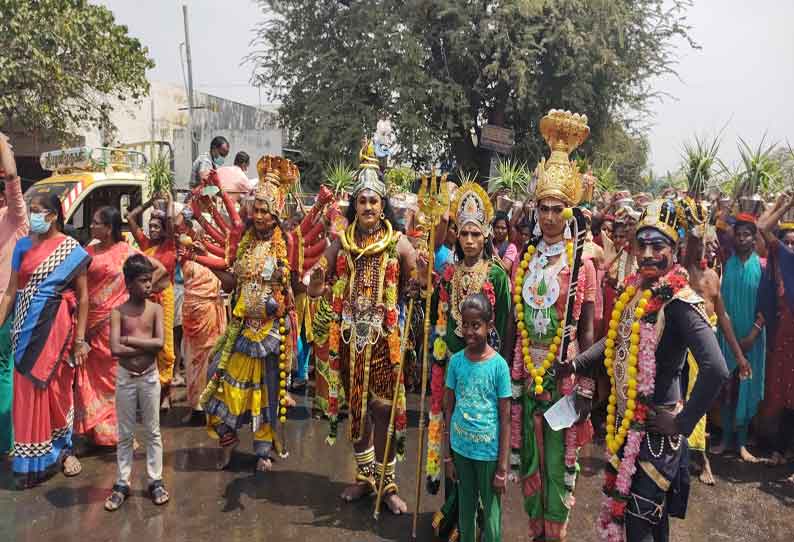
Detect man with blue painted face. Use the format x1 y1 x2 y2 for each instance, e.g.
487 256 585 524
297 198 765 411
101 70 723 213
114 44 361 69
190 136 230 189
564 199 729 542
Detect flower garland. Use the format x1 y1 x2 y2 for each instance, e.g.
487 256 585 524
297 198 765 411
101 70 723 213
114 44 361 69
598 265 690 542
511 230 587 505
325 226 400 446
513 241 573 396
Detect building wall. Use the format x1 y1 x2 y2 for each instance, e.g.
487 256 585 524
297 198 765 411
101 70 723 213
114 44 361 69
83 81 282 190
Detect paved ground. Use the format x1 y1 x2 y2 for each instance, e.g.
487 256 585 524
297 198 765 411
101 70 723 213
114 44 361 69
1 389 793 542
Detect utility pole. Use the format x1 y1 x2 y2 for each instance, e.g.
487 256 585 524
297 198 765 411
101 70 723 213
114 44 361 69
182 4 197 163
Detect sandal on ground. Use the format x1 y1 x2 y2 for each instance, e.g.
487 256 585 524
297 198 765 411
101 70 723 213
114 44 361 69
104 484 130 511
62 455 82 477
149 480 170 505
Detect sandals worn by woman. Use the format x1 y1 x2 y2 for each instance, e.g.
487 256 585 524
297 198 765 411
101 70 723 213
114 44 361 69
104 484 130 511
149 480 170 505
62 455 82 477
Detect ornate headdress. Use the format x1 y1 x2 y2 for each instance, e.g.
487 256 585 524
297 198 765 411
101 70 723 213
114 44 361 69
255 155 299 216
450 181 493 235
534 110 590 206
352 140 386 198
636 199 685 244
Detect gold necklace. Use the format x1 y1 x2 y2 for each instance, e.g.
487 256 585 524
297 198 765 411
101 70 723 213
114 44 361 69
450 259 490 336
340 219 394 258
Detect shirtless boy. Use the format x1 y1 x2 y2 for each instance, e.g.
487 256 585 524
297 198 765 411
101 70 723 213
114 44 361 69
105 254 167 511
684 232 752 484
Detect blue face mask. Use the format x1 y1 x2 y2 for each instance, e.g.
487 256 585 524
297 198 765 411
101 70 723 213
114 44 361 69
213 155 225 167
29 212 52 234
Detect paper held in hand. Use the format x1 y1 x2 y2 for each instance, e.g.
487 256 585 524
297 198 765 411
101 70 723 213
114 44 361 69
544 393 578 431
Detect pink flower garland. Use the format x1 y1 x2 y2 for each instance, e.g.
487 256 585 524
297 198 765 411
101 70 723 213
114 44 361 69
599 313 660 542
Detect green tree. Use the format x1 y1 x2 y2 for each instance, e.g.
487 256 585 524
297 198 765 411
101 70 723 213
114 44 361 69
251 0 694 188
590 121 650 192
0 0 154 138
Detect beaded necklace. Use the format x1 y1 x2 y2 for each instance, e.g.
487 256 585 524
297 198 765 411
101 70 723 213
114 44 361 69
513 238 574 395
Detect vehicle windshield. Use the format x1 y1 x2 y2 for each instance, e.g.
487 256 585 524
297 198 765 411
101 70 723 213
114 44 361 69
23 181 77 206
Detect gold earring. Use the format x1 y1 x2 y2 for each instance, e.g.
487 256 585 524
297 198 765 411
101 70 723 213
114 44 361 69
380 212 385 220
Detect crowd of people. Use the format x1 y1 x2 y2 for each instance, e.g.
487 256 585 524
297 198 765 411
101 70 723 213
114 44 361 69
1 107 793 542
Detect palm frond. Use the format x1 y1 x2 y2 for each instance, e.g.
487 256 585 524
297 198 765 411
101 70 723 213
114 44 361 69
681 134 721 196
732 134 782 198
323 160 356 198
146 154 174 196
487 158 528 198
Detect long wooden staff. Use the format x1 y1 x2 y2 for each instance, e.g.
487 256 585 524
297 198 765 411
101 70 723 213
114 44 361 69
411 172 446 540
373 297 415 519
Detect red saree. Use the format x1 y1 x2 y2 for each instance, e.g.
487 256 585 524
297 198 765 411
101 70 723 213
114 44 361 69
74 242 137 446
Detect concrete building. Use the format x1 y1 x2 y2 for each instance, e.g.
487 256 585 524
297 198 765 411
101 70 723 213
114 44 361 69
8 80 282 190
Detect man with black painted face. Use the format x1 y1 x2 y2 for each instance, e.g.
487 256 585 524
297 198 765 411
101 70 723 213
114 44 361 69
565 199 728 542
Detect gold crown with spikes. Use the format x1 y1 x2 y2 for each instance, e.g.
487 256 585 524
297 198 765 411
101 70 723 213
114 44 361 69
534 110 590 206
637 199 685 244
451 181 493 234
255 155 300 216
352 140 387 197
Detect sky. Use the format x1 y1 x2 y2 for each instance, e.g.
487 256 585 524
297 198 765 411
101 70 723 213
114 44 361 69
96 0 794 176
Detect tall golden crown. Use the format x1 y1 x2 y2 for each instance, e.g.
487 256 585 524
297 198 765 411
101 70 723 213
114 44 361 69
534 110 590 206
255 155 299 216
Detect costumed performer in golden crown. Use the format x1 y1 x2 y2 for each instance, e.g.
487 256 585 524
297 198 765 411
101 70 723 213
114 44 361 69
307 142 417 515
424 181 512 541
563 198 729 542
183 157 333 473
503 110 598 542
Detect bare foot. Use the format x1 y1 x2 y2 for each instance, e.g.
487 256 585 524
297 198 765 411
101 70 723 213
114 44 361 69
340 481 373 502
786 474 794 485
739 446 763 463
255 457 272 472
133 438 141 452
770 452 786 466
216 442 238 470
699 465 716 485
710 442 727 455
285 394 297 408
383 492 408 515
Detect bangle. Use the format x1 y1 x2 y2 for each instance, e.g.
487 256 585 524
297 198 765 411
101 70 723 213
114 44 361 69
753 322 763 332
444 458 453 464
493 473 506 481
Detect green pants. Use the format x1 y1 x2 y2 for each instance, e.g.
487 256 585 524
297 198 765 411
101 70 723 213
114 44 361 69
453 451 501 542
0 318 13 455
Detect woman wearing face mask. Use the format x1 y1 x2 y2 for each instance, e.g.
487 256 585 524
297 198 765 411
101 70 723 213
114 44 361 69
0 193 91 488
127 198 177 409
424 182 511 540
74 207 167 447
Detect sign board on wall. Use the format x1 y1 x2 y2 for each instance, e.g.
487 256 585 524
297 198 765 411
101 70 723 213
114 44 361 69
479 124 514 154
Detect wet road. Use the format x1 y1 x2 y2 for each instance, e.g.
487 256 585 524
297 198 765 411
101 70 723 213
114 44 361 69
1 390 792 542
